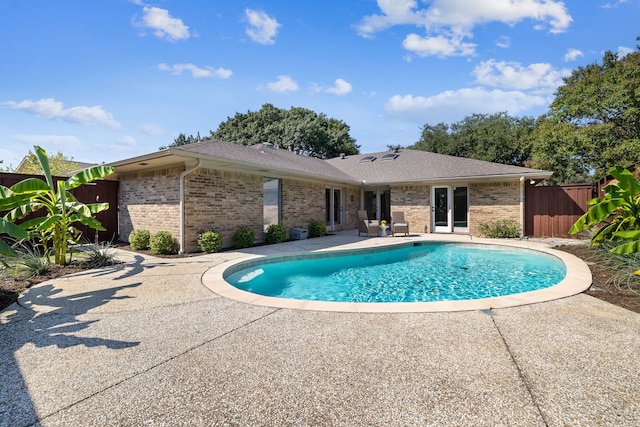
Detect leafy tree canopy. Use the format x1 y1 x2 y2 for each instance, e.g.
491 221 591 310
528 46 640 182
160 132 206 150
411 112 535 167
160 104 360 159
12 150 80 176
210 104 360 158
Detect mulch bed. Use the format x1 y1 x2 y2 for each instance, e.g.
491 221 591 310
555 244 640 314
2 244 639 314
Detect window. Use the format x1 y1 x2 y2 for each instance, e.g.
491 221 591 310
359 156 376 163
263 178 281 230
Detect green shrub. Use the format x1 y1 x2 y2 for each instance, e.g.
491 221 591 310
81 241 118 269
129 229 150 250
198 229 222 253
309 220 326 238
233 226 255 249
11 241 51 278
265 224 287 244
478 219 521 238
149 231 176 255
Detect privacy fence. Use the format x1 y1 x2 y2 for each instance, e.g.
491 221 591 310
524 183 594 239
0 173 119 243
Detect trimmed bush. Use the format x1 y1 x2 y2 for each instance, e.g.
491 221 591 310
233 226 255 249
478 219 521 238
309 220 326 238
129 229 150 250
265 224 287 244
198 229 222 253
149 231 176 255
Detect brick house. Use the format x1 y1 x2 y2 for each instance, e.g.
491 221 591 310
107 139 551 253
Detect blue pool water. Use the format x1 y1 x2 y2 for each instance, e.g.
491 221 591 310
224 243 567 303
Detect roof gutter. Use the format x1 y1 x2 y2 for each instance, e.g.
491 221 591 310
179 159 202 254
170 150 359 186
360 172 553 187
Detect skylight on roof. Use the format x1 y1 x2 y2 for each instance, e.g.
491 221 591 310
359 156 376 163
381 153 399 161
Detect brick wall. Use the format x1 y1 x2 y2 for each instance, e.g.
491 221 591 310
469 180 521 236
118 166 182 243
281 179 326 233
390 185 431 233
343 187 360 230
184 168 263 251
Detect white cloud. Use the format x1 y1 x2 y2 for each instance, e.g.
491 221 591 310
141 123 166 136
140 6 190 41
602 0 629 9
356 0 572 57
158 63 232 79
403 33 476 57
266 75 299 93
617 46 634 57
14 134 82 148
325 79 353 96
473 60 569 91
4 98 121 129
564 48 584 62
495 35 511 49
385 88 548 122
358 0 572 34
117 135 137 147
244 9 280 45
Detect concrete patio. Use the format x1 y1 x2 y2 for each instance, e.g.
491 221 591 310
1 232 639 426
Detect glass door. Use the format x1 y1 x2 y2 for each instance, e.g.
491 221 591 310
325 188 343 231
432 186 451 232
453 186 468 232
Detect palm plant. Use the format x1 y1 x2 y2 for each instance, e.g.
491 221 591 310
570 166 640 254
0 146 114 265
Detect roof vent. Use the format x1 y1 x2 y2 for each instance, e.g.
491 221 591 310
262 142 274 149
340 153 346 159
359 156 376 163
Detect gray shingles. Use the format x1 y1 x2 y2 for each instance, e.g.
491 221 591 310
325 149 552 184
172 140 357 183
164 141 552 184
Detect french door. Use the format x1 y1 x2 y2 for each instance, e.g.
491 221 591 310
432 186 451 232
325 188 343 231
432 186 468 233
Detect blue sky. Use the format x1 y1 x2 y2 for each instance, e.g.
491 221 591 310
1 0 638 166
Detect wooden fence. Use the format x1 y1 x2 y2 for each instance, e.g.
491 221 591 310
524 184 594 239
0 173 119 242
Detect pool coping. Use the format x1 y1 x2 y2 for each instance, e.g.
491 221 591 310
201 236 592 313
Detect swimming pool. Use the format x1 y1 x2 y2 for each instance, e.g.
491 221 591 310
224 242 566 303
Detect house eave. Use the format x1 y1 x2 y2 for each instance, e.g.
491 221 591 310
362 171 553 187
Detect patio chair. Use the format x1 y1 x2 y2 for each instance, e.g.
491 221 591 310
358 210 379 237
391 211 409 236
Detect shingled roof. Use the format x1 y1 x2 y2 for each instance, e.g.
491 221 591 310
108 140 551 184
325 149 552 184
170 140 356 183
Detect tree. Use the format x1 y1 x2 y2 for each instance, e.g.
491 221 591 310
0 146 114 265
15 150 80 176
411 123 452 154
530 47 640 182
159 132 205 150
412 112 534 167
525 115 591 185
210 104 360 158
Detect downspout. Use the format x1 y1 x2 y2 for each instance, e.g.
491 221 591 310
519 176 525 238
179 159 202 254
